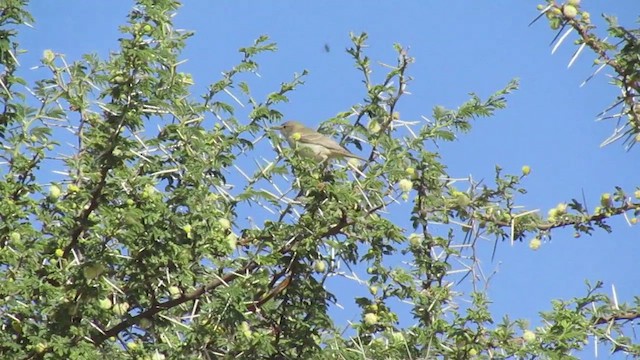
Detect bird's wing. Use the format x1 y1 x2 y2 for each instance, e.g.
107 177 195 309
298 130 346 152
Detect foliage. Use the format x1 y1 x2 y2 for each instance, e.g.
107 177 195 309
533 0 640 149
0 0 638 359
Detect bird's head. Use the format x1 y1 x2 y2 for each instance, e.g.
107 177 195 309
271 121 306 137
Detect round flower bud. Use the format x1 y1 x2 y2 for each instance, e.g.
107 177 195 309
389 331 405 343
141 24 153 35
555 202 568 214
34 343 47 354
523 330 536 342
98 298 113 310
368 119 381 133
168 286 181 299
408 233 422 247
398 179 413 192
112 302 130 316
42 49 55 64
49 185 61 201
563 5 578 18
9 232 21 242
521 165 531 176
364 313 378 325
529 238 542 251
218 218 231 230
313 260 326 273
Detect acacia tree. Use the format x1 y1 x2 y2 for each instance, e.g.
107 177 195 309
0 0 638 359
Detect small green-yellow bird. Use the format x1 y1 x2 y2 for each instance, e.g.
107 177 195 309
272 121 366 162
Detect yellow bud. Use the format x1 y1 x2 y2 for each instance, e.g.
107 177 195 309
630 218 638 225
405 167 415 176
390 332 405 343
34 343 47 354
218 218 231 230
291 132 302 141
54 248 64 258
521 165 531 176
563 4 577 18
555 202 567 214
9 232 21 242
168 286 181 299
398 179 413 192
600 193 612 207
313 260 326 273
112 302 130 316
364 313 378 325
368 119 381 133
529 238 541 250
141 24 153 34
182 224 192 233
49 185 61 201
408 233 422 247
98 298 113 310
523 330 536 342
42 49 55 63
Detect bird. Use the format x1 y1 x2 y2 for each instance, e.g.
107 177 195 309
271 121 366 163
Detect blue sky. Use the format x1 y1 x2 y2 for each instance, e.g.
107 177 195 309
20 1 639 357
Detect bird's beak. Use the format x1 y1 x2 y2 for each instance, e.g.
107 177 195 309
270 125 283 131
